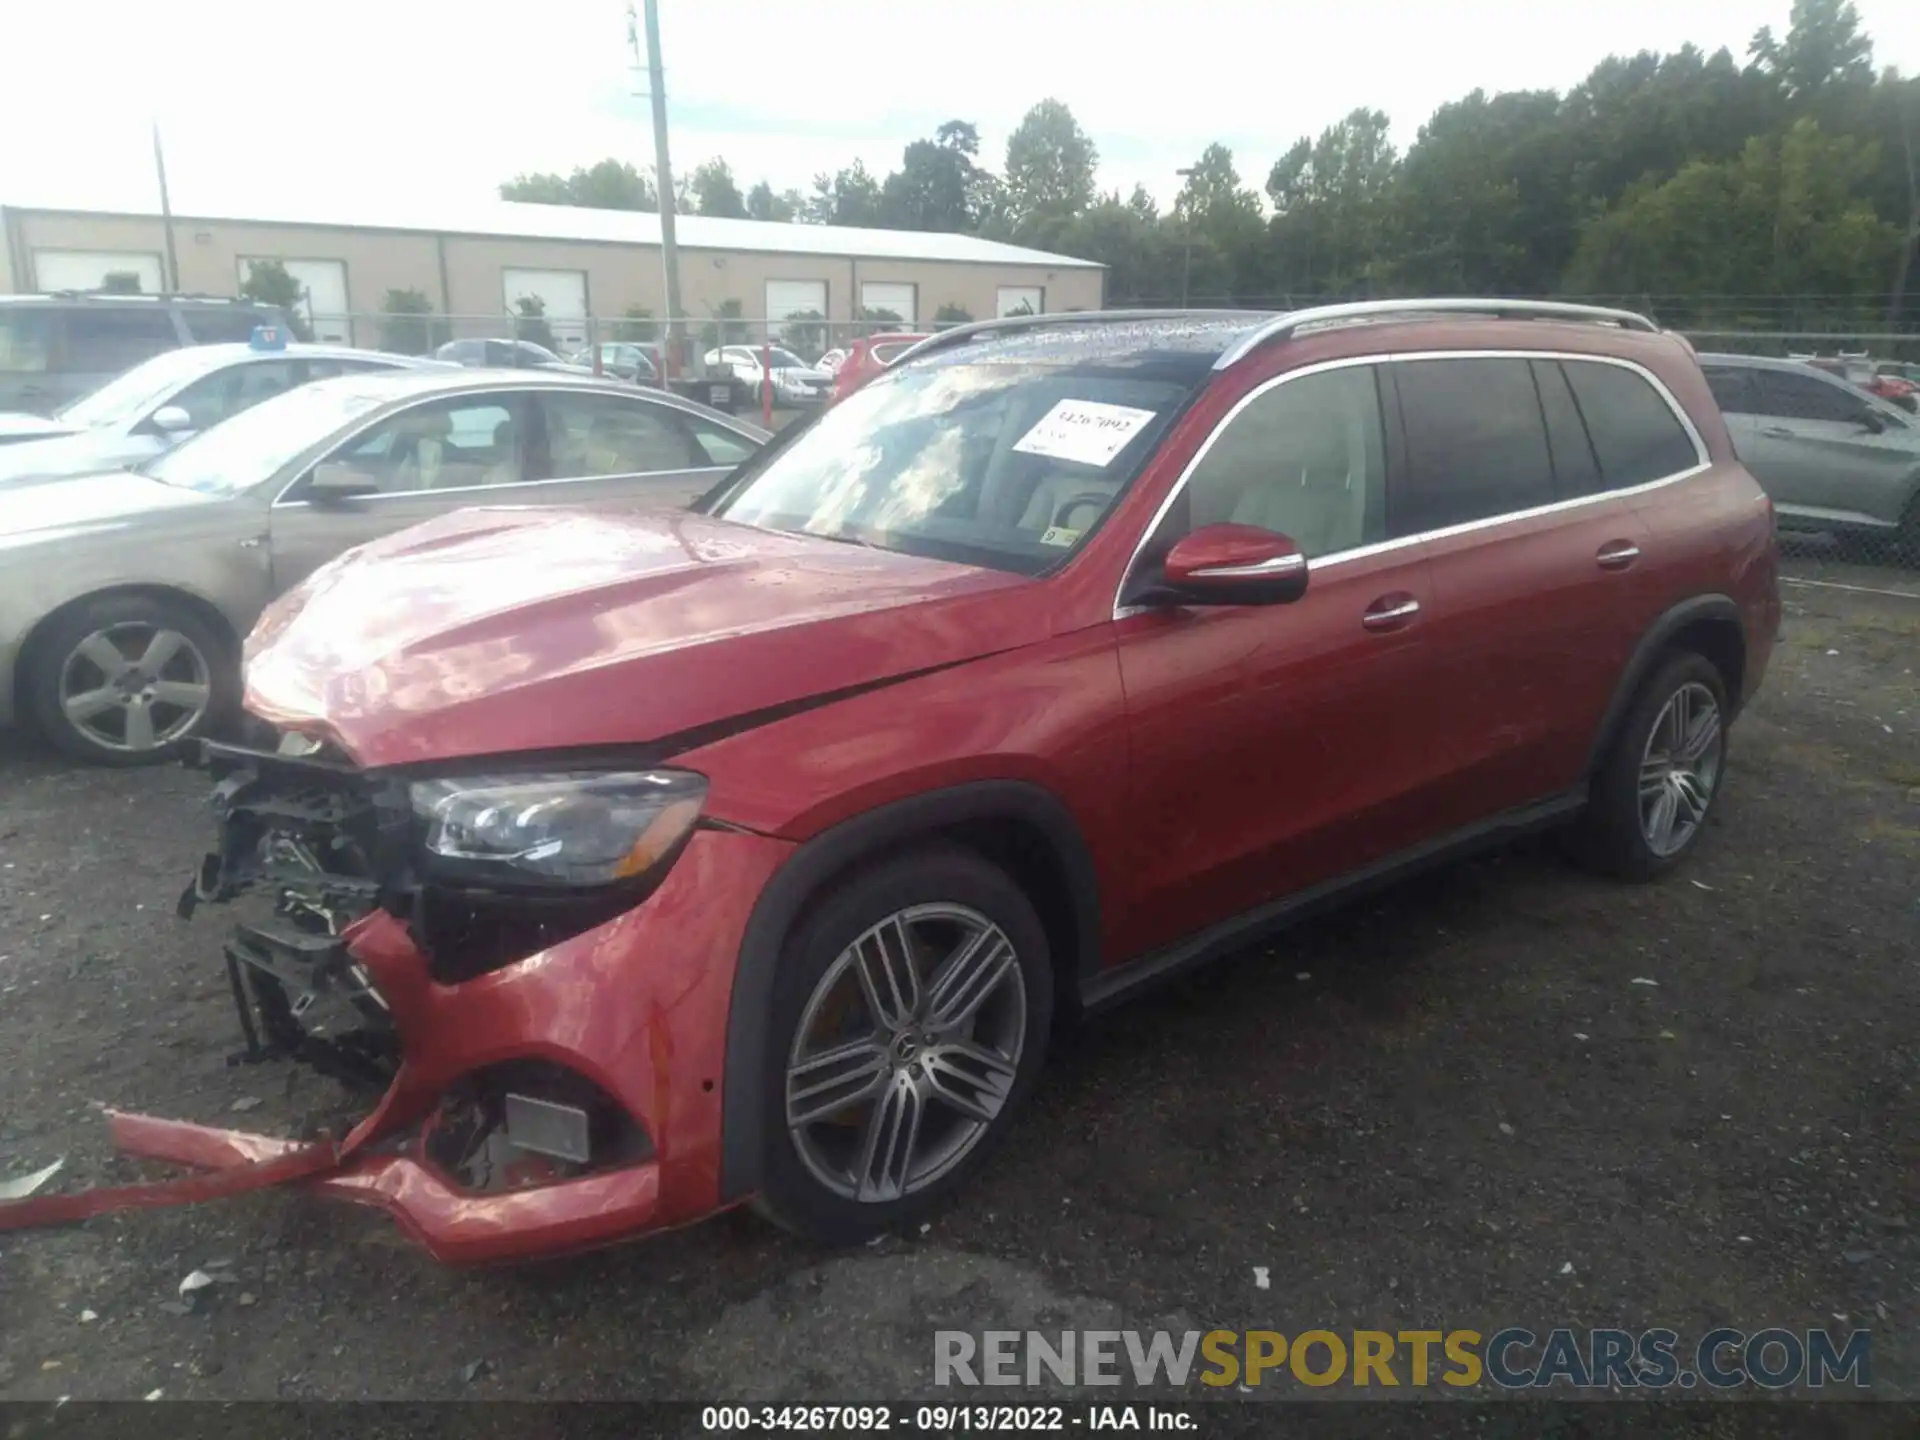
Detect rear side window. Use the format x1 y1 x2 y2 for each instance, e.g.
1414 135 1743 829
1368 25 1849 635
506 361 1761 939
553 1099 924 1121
1561 360 1698 488
1753 370 1873 424
1703 366 1758 414
0 308 54 374
62 306 181 373
1391 358 1554 536
1530 360 1601 499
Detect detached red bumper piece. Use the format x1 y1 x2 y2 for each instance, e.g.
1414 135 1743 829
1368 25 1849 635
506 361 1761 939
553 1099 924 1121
0 762 791 1263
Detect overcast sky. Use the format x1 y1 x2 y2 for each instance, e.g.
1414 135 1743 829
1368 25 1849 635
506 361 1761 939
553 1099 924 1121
2 0 1915 221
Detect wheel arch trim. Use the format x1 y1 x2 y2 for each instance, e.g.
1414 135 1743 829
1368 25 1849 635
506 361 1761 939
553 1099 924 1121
716 779 1101 1203
1585 593 1745 778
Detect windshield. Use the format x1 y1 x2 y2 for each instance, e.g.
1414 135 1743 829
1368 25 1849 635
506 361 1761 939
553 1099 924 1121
710 362 1189 575
142 379 400 494
767 348 809 370
518 342 563 364
56 349 219 428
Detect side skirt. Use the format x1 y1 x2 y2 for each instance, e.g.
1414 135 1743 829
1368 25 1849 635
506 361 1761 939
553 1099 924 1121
1078 789 1587 1013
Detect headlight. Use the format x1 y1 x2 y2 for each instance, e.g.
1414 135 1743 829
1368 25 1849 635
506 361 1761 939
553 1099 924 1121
409 770 707 888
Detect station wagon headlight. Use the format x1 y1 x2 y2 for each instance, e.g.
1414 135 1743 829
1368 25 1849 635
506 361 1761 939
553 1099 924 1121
410 771 707 888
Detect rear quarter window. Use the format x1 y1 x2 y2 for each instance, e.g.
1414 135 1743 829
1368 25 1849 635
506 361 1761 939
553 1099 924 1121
1561 360 1699 488
1391 358 1555 535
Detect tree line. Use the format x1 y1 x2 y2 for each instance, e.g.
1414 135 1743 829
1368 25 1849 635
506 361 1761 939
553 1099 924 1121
501 0 1919 329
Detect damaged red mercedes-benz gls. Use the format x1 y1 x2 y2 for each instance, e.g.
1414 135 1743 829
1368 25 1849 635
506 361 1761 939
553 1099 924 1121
2 303 1779 1263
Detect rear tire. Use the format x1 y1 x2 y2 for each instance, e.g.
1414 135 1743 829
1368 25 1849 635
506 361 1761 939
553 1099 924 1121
1569 652 1729 882
24 595 235 767
754 845 1052 1245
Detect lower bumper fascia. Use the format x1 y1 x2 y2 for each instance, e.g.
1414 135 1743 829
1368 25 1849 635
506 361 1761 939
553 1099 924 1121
108 1110 669 1266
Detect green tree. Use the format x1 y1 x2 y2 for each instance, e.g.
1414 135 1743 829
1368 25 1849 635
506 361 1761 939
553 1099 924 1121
1172 145 1268 302
239 259 312 339
99 271 143 294
698 298 749 350
1565 118 1901 322
1001 99 1099 244
689 158 749 218
613 304 658 342
879 121 989 232
746 181 802 222
1059 188 1173 303
500 159 657 211
780 308 828 358
805 162 886 226
379 287 445 354
1265 108 1402 295
1750 0 1874 98
933 303 973 325
511 294 558 351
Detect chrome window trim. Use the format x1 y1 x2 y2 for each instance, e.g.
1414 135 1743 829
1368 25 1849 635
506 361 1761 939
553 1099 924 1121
271 465 736 512
267 382 759 509
1111 348 1711 620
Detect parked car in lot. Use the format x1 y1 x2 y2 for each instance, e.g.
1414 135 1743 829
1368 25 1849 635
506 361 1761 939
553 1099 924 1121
816 347 848 376
0 335 441 484
705 344 832 406
832 331 933 402
0 370 766 764
1796 351 1920 414
1699 353 1920 560
0 292 293 416
433 338 594 374
568 341 661 386
153 301 1777 1263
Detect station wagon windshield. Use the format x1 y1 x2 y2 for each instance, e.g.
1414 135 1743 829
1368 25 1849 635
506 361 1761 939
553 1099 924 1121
711 362 1187 575
141 381 401 494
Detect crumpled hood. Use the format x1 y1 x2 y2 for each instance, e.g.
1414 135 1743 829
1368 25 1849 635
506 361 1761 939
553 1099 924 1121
245 506 1039 767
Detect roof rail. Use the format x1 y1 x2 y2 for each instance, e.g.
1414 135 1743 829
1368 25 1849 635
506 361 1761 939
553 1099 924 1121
1211 298 1662 370
896 307 1265 366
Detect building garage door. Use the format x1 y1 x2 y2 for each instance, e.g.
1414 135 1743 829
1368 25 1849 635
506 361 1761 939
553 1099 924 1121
996 286 1044 317
859 282 916 326
239 258 351 344
766 280 827 324
503 268 589 350
34 250 165 293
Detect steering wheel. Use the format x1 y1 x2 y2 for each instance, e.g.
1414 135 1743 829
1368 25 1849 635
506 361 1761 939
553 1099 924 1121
1051 491 1112 529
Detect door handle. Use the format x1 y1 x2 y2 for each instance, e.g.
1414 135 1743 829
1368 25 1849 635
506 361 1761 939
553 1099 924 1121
1361 596 1420 631
1596 541 1640 570
1760 425 1794 439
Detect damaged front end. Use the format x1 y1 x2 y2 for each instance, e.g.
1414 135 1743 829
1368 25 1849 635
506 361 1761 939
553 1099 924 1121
0 729 760 1263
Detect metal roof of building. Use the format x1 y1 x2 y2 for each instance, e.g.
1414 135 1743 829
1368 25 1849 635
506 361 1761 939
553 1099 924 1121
3 195 1104 270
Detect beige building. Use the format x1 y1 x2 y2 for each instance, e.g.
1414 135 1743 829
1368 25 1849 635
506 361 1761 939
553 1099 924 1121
0 198 1106 350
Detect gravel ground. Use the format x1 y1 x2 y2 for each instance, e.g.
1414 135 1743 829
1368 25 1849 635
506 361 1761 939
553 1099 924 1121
0 560 1915 1419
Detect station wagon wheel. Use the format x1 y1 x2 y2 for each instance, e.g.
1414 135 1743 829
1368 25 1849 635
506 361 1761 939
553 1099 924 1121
786 903 1028 1204
1568 651 1730 881
757 847 1052 1243
25 595 236 767
1637 682 1724 858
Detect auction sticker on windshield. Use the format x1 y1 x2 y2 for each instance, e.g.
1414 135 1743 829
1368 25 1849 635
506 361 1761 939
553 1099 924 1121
1012 399 1157 467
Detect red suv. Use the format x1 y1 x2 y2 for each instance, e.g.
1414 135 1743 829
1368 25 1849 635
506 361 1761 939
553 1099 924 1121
76 301 1780 1262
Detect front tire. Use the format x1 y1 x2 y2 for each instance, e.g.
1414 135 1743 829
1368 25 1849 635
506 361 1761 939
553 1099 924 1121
24 595 234 766
755 846 1053 1244
1570 652 1729 881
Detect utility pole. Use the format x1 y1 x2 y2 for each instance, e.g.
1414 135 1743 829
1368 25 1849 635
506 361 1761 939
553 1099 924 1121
635 0 685 376
152 122 180 293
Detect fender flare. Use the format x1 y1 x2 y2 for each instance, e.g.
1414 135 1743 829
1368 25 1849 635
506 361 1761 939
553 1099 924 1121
1584 594 1745 777
717 779 1101 1202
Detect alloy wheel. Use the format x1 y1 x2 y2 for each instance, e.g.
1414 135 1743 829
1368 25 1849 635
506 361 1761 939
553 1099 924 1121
1638 681 1723 858
58 623 212 754
785 903 1028 1204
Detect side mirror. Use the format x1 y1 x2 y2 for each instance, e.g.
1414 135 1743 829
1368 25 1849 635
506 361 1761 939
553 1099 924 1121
306 462 383 503
150 405 194 434
1158 523 1309 606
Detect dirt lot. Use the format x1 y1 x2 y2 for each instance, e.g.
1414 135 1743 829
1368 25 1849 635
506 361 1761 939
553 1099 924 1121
0 560 1915 1416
